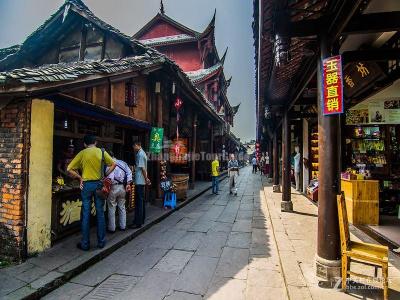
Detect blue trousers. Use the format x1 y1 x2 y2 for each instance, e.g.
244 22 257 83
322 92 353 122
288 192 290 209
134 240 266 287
135 184 146 226
212 176 219 194
80 181 106 249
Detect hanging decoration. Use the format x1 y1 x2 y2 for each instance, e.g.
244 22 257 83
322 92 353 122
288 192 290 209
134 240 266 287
149 127 164 154
174 96 183 141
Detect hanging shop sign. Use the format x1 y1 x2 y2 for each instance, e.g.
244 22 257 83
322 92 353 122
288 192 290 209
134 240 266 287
149 127 164 154
169 138 188 164
346 98 400 125
343 61 385 99
322 55 344 115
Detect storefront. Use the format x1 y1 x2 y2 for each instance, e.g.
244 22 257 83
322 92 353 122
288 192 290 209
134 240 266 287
50 96 150 241
342 80 400 246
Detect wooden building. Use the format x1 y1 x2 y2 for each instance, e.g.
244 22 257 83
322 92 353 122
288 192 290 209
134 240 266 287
254 0 400 281
0 0 237 261
134 4 240 179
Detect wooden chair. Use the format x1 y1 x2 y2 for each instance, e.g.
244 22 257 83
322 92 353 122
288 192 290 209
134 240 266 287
337 194 389 300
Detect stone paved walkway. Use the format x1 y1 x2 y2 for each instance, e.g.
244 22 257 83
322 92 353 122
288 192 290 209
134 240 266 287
40 166 400 300
44 166 288 300
0 179 224 300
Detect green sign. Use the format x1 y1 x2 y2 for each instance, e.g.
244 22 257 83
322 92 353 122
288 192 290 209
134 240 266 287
149 127 164 154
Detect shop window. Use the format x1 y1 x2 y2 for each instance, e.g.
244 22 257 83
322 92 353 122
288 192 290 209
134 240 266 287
125 82 138 107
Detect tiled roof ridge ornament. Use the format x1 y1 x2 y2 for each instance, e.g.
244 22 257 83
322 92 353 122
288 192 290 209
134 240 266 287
160 0 165 15
221 47 228 65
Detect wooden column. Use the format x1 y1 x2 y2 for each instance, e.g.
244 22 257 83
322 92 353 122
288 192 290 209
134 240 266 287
315 35 341 280
281 110 293 211
268 139 273 179
156 93 163 199
210 123 214 156
190 112 198 189
272 131 280 192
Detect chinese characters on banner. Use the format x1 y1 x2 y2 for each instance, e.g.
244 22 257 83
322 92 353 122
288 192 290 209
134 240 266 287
149 127 164 154
169 138 188 164
322 55 344 115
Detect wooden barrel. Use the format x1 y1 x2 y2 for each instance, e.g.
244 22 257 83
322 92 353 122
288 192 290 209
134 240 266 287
171 173 189 200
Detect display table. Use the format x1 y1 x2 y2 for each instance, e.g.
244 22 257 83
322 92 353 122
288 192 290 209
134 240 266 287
341 179 379 225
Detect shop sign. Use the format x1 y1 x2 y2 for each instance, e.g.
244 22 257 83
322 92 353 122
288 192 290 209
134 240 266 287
322 55 344 115
149 127 164 154
343 61 385 99
169 138 188 164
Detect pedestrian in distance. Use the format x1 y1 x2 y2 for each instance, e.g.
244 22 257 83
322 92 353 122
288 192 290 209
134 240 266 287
260 154 265 176
252 156 257 174
211 155 220 195
228 153 240 196
106 151 132 233
67 135 116 251
129 141 151 229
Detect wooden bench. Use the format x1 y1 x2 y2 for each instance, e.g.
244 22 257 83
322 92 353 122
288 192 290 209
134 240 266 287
337 193 389 300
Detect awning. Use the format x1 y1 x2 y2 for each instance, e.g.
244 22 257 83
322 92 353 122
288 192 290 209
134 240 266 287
53 96 151 130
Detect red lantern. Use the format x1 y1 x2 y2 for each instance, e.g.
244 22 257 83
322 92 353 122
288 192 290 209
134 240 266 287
174 97 183 110
174 143 180 155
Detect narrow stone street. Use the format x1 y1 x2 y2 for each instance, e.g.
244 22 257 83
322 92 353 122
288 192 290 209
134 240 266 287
43 166 288 300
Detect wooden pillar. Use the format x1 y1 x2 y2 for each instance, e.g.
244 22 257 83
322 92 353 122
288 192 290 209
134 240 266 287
268 139 273 179
156 93 163 199
315 35 341 281
272 131 280 192
281 110 293 211
210 123 214 155
190 112 198 189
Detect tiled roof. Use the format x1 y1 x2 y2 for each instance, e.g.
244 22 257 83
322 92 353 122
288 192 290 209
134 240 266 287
140 34 197 47
0 0 155 71
134 13 200 39
185 63 222 83
0 45 20 61
0 55 165 85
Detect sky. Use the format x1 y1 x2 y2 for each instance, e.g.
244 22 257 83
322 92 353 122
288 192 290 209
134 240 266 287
0 0 256 142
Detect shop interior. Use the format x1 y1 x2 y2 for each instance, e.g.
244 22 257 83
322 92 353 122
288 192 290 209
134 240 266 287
342 81 400 247
51 108 146 242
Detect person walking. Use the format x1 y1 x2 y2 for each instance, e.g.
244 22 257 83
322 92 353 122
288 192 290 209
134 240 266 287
228 153 240 196
211 155 220 195
259 154 265 176
67 135 116 251
294 146 301 191
252 156 257 173
129 141 151 229
106 151 132 233
264 152 270 177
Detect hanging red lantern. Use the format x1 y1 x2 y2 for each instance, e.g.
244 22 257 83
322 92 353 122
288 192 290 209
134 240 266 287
174 143 180 156
174 97 183 110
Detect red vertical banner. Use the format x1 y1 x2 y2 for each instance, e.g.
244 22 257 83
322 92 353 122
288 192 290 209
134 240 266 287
322 55 344 115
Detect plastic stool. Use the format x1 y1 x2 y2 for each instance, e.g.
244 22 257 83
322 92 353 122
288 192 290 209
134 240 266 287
164 192 177 209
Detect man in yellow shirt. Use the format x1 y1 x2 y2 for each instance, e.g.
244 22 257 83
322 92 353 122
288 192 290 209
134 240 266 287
68 135 116 251
211 155 220 195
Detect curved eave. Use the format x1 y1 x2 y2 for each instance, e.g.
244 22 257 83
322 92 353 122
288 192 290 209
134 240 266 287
186 63 223 84
141 35 198 47
199 9 216 39
134 13 200 40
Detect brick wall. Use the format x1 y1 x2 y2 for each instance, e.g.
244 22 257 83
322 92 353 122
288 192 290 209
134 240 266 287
0 99 30 262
